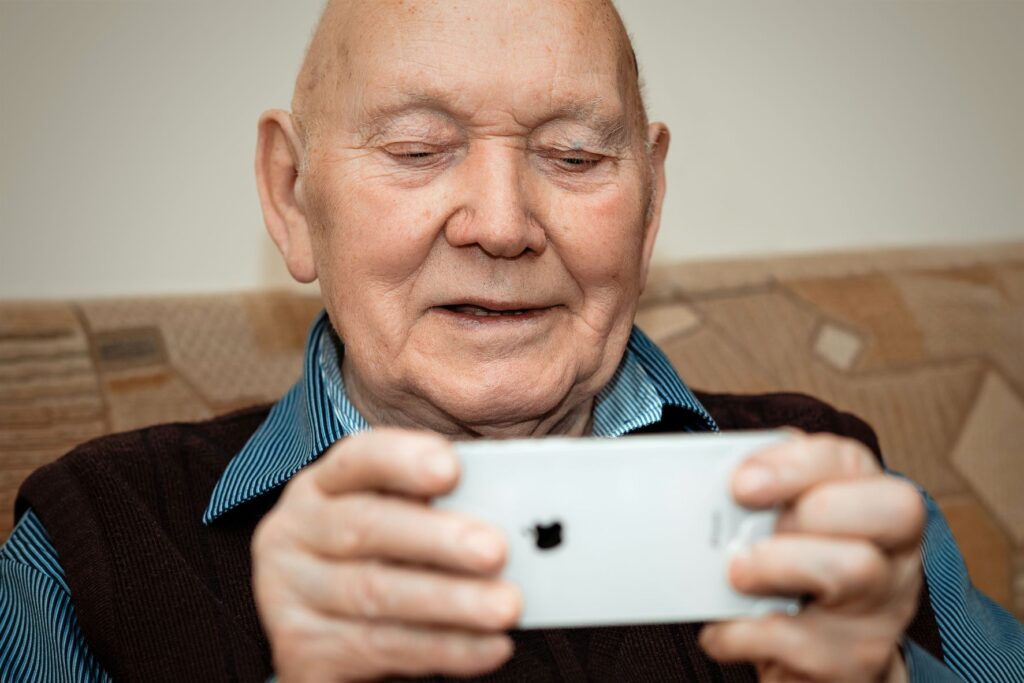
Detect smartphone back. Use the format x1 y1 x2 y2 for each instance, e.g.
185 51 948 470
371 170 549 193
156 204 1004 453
435 431 799 628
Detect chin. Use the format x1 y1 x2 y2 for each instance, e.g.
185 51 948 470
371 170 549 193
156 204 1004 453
418 359 579 431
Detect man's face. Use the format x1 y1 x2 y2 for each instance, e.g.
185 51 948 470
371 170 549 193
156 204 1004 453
296 0 666 435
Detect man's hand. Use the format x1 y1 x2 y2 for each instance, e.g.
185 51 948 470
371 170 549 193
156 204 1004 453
251 429 522 682
699 433 925 683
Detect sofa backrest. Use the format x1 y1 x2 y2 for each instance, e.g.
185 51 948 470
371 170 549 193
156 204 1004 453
2 244 1021 619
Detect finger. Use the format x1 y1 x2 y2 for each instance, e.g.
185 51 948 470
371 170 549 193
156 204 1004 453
701 615 823 671
295 560 523 631
362 622 514 678
732 433 881 508
730 534 892 608
295 492 506 573
310 429 459 498
774 476 926 551
700 611 899 681
274 613 514 680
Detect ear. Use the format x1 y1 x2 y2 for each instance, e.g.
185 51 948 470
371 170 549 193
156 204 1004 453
639 123 670 291
255 109 317 283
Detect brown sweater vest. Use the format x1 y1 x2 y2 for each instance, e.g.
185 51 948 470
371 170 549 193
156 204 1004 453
16 391 944 682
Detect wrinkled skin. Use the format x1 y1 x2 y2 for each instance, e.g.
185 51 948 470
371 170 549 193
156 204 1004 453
269 0 659 440
253 1 921 680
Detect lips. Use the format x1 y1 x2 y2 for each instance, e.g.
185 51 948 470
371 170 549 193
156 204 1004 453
442 304 534 317
434 299 558 320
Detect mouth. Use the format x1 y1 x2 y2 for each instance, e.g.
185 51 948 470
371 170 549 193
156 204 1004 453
442 304 535 317
433 301 557 321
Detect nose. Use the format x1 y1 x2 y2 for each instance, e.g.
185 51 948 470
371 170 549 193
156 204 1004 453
443 142 546 258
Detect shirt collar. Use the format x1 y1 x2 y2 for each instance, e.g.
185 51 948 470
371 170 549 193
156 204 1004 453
203 311 717 524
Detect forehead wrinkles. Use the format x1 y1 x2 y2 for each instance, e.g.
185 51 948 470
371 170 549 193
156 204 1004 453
295 0 645 142
377 22 624 130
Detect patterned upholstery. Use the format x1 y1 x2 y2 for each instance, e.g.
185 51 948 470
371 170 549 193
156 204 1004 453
2 244 1021 619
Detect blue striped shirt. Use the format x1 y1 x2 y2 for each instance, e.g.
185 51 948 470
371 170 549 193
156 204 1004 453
2 312 1021 681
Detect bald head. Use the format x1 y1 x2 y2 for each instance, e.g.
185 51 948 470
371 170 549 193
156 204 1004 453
291 0 647 148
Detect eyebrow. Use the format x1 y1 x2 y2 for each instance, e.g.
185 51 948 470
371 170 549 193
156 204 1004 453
356 93 632 149
545 101 631 150
356 95 460 143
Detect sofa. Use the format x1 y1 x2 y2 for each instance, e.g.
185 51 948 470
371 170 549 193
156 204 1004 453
2 242 1021 619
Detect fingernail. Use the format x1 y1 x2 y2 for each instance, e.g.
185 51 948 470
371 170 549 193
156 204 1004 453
730 547 752 572
488 586 519 623
466 529 502 563
729 547 752 590
735 464 774 495
425 452 456 481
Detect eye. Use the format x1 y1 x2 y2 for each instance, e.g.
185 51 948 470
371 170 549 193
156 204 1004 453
382 143 449 166
550 151 604 171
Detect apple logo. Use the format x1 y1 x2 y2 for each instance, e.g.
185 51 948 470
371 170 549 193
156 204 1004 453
529 521 563 550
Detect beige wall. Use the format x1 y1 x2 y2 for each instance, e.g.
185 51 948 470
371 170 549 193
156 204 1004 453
1 0 1022 299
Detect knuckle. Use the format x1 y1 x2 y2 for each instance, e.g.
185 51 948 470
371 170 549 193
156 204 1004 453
361 621 396 658
346 491 379 516
324 441 361 476
812 564 845 604
799 432 830 460
334 494 380 552
283 467 318 501
351 564 392 618
837 438 874 476
844 545 887 593
348 622 401 675
334 523 365 557
278 474 325 525
892 481 927 536
799 488 832 525
252 513 290 559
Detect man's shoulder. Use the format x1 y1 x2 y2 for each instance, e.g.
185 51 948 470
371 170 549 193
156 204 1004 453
53 403 270 467
15 404 273 520
692 389 882 459
12 406 277 681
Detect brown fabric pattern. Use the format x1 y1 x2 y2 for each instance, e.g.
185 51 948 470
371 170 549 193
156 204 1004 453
2 243 1022 618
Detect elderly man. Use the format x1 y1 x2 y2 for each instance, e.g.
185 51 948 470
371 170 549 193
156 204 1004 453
2 0 1022 681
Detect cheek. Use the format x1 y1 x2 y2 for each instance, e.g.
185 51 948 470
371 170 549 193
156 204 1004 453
310 168 446 277
546 184 646 284
305 166 451 336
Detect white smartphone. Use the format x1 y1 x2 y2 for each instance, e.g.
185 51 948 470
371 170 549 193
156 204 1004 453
433 430 800 629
